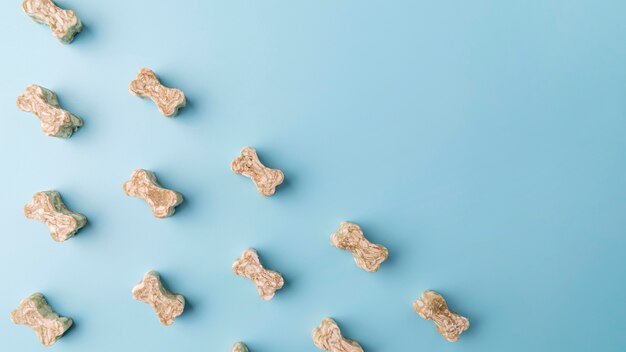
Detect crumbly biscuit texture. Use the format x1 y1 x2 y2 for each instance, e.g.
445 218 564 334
129 68 186 117
331 222 388 272
22 0 82 44
232 248 284 300
10 293 73 346
132 271 185 326
123 169 183 218
312 318 363 352
24 191 87 242
231 147 284 196
16 85 83 138
413 290 469 342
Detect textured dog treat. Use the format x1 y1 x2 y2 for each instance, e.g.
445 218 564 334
16 84 83 138
10 293 73 346
312 318 363 352
331 222 388 273
132 271 185 326
123 169 183 218
129 68 186 117
413 290 469 342
231 147 284 196
22 0 82 44
232 342 249 352
24 191 87 242
232 248 284 300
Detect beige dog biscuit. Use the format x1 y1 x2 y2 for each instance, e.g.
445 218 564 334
129 68 186 117
231 147 284 196
413 290 469 342
10 293 73 346
22 0 82 44
24 191 87 242
16 84 83 138
123 169 183 218
232 248 284 300
331 222 388 272
232 342 249 352
132 271 185 326
312 318 363 352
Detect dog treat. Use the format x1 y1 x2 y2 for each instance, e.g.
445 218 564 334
10 293 73 346
231 147 284 196
132 271 185 326
413 290 469 342
22 0 82 44
24 191 87 242
16 84 83 138
331 222 388 272
232 248 284 300
312 318 363 352
232 342 249 352
123 169 183 218
129 68 186 117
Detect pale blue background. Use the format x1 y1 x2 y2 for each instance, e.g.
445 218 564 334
0 1 625 351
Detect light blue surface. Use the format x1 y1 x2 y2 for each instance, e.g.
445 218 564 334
0 1 625 351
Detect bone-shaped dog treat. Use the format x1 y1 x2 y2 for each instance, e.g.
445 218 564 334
312 318 363 352
413 290 469 342
16 84 83 138
22 0 82 44
123 169 183 218
132 271 185 326
232 248 284 300
231 147 284 196
331 222 388 272
10 293 73 346
129 68 186 117
24 191 87 242
232 342 249 352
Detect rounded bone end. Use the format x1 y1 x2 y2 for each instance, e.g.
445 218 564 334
232 342 249 352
